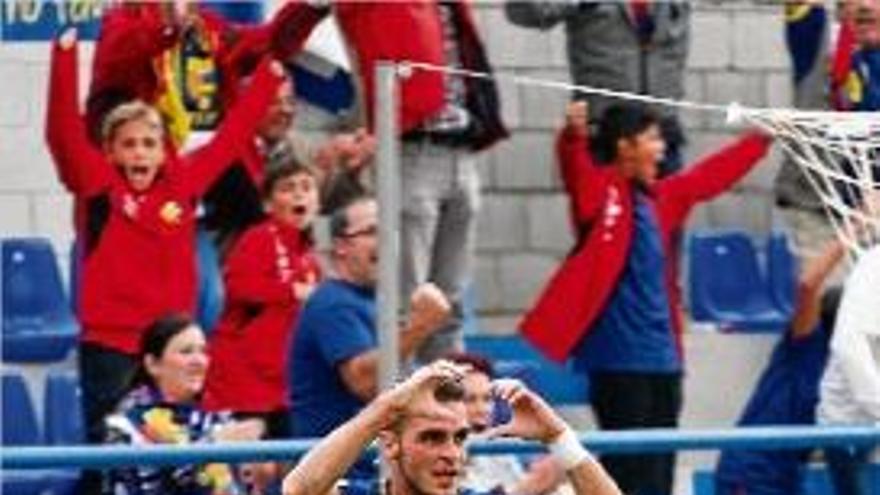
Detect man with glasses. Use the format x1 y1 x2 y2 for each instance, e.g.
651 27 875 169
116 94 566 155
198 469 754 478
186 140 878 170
288 195 453 480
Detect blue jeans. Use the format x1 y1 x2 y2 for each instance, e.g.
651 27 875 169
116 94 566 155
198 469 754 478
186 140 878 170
196 228 224 334
826 446 872 495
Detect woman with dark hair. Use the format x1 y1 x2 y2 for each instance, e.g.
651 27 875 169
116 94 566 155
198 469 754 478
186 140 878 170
104 314 266 495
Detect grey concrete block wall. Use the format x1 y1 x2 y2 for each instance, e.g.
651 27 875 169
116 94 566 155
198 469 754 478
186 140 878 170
0 3 792 329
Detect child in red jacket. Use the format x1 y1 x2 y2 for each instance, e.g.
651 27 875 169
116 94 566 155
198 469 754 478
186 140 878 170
202 161 322 439
45 28 284 446
522 101 772 495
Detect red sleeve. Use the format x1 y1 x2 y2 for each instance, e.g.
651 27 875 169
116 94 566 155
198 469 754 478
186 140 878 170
181 57 285 196
557 129 606 232
224 227 293 306
213 1 328 74
45 40 112 196
658 132 772 209
94 5 178 87
94 6 177 76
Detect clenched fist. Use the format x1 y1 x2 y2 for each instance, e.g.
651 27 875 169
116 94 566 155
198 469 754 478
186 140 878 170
408 283 452 335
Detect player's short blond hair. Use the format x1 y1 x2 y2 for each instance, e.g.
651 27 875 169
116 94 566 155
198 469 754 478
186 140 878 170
101 100 164 143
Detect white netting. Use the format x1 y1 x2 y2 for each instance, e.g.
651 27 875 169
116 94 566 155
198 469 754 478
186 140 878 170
735 107 880 258
400 61 880 258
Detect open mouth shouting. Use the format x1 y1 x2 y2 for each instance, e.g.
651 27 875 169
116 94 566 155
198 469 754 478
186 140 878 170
122 164 159 191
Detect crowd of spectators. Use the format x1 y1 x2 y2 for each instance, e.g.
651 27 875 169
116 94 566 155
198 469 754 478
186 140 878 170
31 1 880 495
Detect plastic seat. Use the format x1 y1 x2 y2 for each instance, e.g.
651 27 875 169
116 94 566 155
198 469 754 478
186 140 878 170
767 232 798 315
688 231 791 332
465 335 588 405
2 372 84 495
2 373 48 495
44 371 85 446
43 371 84 494
2 238 79 362
68 240 81 315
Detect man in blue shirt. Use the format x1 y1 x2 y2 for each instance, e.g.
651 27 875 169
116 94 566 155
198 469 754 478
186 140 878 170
715 238 846 495
282 360 623 495
288 195 452 478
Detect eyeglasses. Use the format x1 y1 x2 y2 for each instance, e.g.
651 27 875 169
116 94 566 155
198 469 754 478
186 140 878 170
342 225 378 239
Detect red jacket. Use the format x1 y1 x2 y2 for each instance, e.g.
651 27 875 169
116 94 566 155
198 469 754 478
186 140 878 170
521 129 773 363
85 2 318 139
45 41 282 355
273 0 507 149
202 219 321 413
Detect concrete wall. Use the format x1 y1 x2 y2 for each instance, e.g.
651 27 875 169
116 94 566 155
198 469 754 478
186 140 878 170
0 2 791 325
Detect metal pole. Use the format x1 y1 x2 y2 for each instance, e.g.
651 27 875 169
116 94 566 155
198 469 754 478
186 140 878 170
375 61 401 392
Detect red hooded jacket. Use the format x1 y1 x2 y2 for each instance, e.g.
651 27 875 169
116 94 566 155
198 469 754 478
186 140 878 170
202 218 321 413
45 40 282 355
520 129 773 362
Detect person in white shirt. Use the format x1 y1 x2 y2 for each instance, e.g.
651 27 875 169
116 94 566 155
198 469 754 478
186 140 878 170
816 243 880 495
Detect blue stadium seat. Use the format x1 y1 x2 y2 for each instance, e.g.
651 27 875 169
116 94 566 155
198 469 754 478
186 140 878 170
68 240 81 315
688 231 791 332
767 232 798 315
2 238 79 362
465 334 588 405
3 373 48 495
44 371 85 446
43 371 84 494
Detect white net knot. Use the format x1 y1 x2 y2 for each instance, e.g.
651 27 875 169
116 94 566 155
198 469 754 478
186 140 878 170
396 62 414 80
726 102 745 126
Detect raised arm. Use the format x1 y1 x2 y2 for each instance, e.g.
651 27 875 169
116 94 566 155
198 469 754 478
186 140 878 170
788 238 847 338
659 131 772 209
45 29 111 196
504 1 572 30
557 102 607 233
213 0 330 73
94 4 179 74
282 362 467 495
338 284 451 401
829 246 880 422
486 380 622 495
181 59 286 196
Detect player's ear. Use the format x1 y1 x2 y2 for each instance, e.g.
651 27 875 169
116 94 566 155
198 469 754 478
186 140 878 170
379 430 401 460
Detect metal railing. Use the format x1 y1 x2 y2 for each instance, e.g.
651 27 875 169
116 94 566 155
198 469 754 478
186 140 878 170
3 426 878 470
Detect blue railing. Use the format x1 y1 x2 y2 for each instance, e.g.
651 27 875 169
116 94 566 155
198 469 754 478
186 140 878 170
3 426 878 470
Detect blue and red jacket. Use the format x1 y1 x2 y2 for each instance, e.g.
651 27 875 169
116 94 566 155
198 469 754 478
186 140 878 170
520 128 772 362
